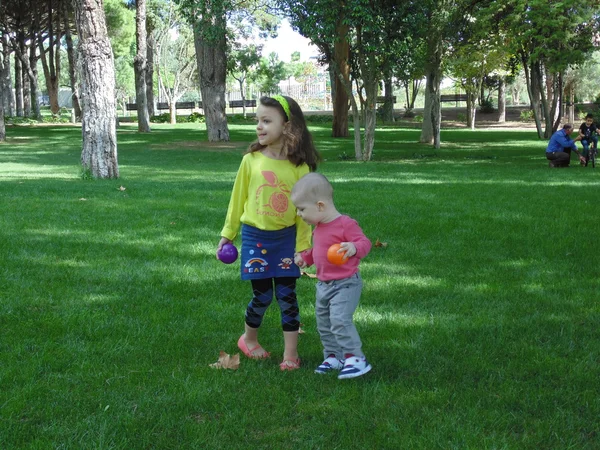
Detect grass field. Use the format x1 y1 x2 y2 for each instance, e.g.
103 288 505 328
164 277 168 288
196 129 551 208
1 121 599 449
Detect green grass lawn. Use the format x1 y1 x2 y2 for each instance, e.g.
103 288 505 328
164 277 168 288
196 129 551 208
1 122 599 449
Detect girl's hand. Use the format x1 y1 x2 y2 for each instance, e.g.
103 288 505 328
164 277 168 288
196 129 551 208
339 242 357 259
216 237 232 259
294 252 307 268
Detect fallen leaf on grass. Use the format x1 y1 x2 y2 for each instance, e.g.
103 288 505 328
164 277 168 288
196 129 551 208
119 186 126 191
79 198 87 201
209 351 240 370
298 323 305 334
301 270 317 278
375 238 388 248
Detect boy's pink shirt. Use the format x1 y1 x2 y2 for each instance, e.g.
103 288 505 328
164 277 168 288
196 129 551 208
300 215 371 281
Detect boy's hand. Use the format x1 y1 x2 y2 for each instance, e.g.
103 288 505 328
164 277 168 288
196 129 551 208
294 252 307 268
339 242 357 259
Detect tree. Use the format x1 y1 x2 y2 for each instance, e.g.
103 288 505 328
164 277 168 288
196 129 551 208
282 0 351 137
0 33 12 117
154 0 197 124
251 52 286 95
495 0 600 138
0 42 5 141
176 0 279 141
63 0 82 120
74 0 119 178
282 0 418 160
227 42 261 118
447 8 510 130
134 0 151 132
36 0 65 116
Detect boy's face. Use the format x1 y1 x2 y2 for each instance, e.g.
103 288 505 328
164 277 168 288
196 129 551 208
586 118 593 126
292 196 324 225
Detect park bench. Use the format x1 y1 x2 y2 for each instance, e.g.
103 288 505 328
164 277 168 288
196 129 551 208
440 94 468 103
128 102 198 111
229 99 257 109
156 101 196 110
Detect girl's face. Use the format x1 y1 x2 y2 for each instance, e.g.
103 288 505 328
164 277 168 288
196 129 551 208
255 104 286 147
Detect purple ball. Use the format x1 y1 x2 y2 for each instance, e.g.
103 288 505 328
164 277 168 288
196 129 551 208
218 243 238 264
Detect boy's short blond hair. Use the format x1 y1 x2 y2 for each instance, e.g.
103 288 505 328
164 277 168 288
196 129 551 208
291 172 333 203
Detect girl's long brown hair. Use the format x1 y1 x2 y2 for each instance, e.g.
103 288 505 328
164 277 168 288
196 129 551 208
247 95 320 171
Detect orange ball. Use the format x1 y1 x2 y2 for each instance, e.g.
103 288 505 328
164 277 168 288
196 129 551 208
327 243 348 265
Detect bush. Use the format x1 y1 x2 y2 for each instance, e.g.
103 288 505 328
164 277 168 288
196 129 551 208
520 109 534 121
479 99 495 114
151 113 170 123
403 109 416 118
414 114 424 123
305 115 333 124
187 112 205 123
457 113 467 123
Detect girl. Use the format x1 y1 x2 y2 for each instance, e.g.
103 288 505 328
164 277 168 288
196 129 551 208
217 95 320 370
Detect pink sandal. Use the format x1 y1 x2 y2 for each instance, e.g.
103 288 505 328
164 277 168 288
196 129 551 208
237 335 270 359
279 358 301 371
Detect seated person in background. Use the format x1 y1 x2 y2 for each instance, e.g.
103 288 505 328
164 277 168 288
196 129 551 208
545 123 584 168
578 113 598 166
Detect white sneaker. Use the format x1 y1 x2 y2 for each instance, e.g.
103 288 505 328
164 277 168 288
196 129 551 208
338 356 372 379
314 355 344 374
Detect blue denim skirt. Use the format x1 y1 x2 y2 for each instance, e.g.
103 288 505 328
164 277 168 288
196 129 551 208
240 224 301 280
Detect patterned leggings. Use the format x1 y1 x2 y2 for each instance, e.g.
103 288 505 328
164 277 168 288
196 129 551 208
245 277 300 332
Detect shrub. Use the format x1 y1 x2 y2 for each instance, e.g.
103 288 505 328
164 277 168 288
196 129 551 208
414 114 424 123
187 112 205 123
520 109 534 121
457 113 467 122
479 99 495 114
403 109 416 118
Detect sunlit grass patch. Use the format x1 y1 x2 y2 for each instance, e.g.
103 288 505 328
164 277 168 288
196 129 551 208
1 123 599 449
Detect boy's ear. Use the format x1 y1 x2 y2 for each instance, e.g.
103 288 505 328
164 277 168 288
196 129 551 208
317 200 326 211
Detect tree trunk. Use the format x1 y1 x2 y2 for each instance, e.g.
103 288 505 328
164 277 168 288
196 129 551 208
420 33 442 147
193 15 229 142
1 33 13 117
14 38 23 117
63 2 81 120
331 19 350 138
0 51 4 140
381 78 394 123
0 94 5 141
169 101 176 124
568 83 575 124
497 77 506 123
363 79 378 161
146 32 156 117
22 39 31 117
28 41 41 120
134 0 151 132
74 0 119 179
466 92 477 130
146 30 156 117
522 56 544 138
410 79 421 109
37 0 62 116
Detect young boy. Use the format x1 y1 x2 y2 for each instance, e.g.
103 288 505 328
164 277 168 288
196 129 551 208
579 113 598 166
291 173 372 379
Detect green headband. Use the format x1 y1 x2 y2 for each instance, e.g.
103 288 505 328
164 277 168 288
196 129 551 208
272 95 291 121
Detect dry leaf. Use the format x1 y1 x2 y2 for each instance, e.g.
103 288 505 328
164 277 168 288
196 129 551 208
209 351 240 370
301 270 317 279
375 238 388 248
79 198 87 201
119 186 126 191
298 323 305 334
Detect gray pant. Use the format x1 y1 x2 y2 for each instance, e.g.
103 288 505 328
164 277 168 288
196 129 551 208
316 273 364 360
